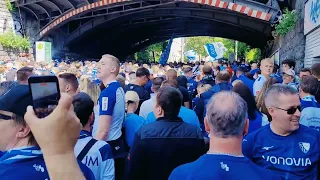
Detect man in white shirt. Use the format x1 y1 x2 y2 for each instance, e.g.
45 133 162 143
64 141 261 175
73 93 115 180
253 58 274 96
139 77 164 119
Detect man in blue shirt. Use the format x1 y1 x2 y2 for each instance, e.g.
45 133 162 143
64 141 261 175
236 66 254 94
243 84 320 179
128 86 206 180
0 85 94 180
94 54 126 180
73 92 115 180
144 79 200 128
253 58 274 96
183 66 198 99
123 91 145 148
170 91 280 180
299 76 320 131
196 70 232 126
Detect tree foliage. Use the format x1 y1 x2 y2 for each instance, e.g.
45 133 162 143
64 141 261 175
246 48 261 62
0 31 30 52
184 36 252 59
6 0 15 12
275 8 298 36
135 41 168 62
184 36 216 57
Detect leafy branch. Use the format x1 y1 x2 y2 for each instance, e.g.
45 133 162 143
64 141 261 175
275 8 298 36
6 0 15 12
0 31 30 52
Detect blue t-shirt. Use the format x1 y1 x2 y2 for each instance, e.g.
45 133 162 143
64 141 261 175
0 146 95 180
243 124 320 179
300 96 320 131
144 80 152 95
238 74 254 95
93 81 125 141
169 154 281 180
123 113 145 147
248 111 263 134
145 106 200 128
186 77 198 95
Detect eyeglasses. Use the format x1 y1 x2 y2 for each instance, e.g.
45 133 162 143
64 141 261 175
274 105 301 115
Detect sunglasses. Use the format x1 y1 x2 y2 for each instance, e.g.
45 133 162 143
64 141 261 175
0 113 13 120
275 105 301 115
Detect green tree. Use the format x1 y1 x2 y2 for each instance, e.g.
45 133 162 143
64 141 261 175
246 48 261 62
184 37 250 59
184 36 216 57
135 41 169 62
237 42 250 58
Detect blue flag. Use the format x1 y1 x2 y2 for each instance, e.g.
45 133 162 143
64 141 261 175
159 37 174 65
204 43 218 59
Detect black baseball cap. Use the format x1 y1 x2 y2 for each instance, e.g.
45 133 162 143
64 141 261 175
0 84 32 119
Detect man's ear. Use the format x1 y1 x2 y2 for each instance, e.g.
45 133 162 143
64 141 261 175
65 84 71 92
267 107 275 119
88 112 94 125
204 117 210 134
16 124 31 139
243 119 249 136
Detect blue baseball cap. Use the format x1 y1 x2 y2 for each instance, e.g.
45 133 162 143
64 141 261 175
0 85 32 119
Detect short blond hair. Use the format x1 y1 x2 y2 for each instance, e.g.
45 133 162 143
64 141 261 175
102 54 120 74
260 58 274 65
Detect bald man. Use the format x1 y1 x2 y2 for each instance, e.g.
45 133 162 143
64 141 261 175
166 69 190 108
93 54 126 179
253 58 274 96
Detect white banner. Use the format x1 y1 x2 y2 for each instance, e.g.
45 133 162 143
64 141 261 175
36 41 52 62
305 0 320 35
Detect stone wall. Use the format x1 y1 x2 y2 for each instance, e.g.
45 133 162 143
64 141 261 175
278 0 305 71
0 1 39 60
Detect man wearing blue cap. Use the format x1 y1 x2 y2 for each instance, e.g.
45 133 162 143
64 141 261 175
0 84 95 179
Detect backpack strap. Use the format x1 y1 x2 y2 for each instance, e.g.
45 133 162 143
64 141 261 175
77 138 97 161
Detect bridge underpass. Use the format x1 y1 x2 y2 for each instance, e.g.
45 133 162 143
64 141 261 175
14 0 283 59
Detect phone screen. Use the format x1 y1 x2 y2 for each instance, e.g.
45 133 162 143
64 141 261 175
30 82 59 118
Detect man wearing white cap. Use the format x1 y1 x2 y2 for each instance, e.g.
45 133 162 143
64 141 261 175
282 69 298 91
123 91 144 148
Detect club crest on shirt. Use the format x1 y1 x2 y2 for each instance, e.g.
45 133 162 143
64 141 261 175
299 142 310 153
102 97 108 111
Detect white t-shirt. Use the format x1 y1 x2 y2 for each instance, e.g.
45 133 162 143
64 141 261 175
139 94 155 119
253 75 267 96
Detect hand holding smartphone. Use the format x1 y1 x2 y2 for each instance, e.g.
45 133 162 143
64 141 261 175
28 76 61 118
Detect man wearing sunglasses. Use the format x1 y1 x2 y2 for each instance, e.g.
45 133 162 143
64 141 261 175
243 84 320 179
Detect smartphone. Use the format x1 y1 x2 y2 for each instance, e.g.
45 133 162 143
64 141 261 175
28 76 60 118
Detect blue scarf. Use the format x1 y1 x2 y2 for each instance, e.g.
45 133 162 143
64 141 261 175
0 146 42 165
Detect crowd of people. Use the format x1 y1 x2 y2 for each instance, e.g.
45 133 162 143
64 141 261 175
0 54 319 180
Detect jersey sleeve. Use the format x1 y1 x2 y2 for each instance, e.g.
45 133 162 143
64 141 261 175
99 88 117 116
99 144 115 180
